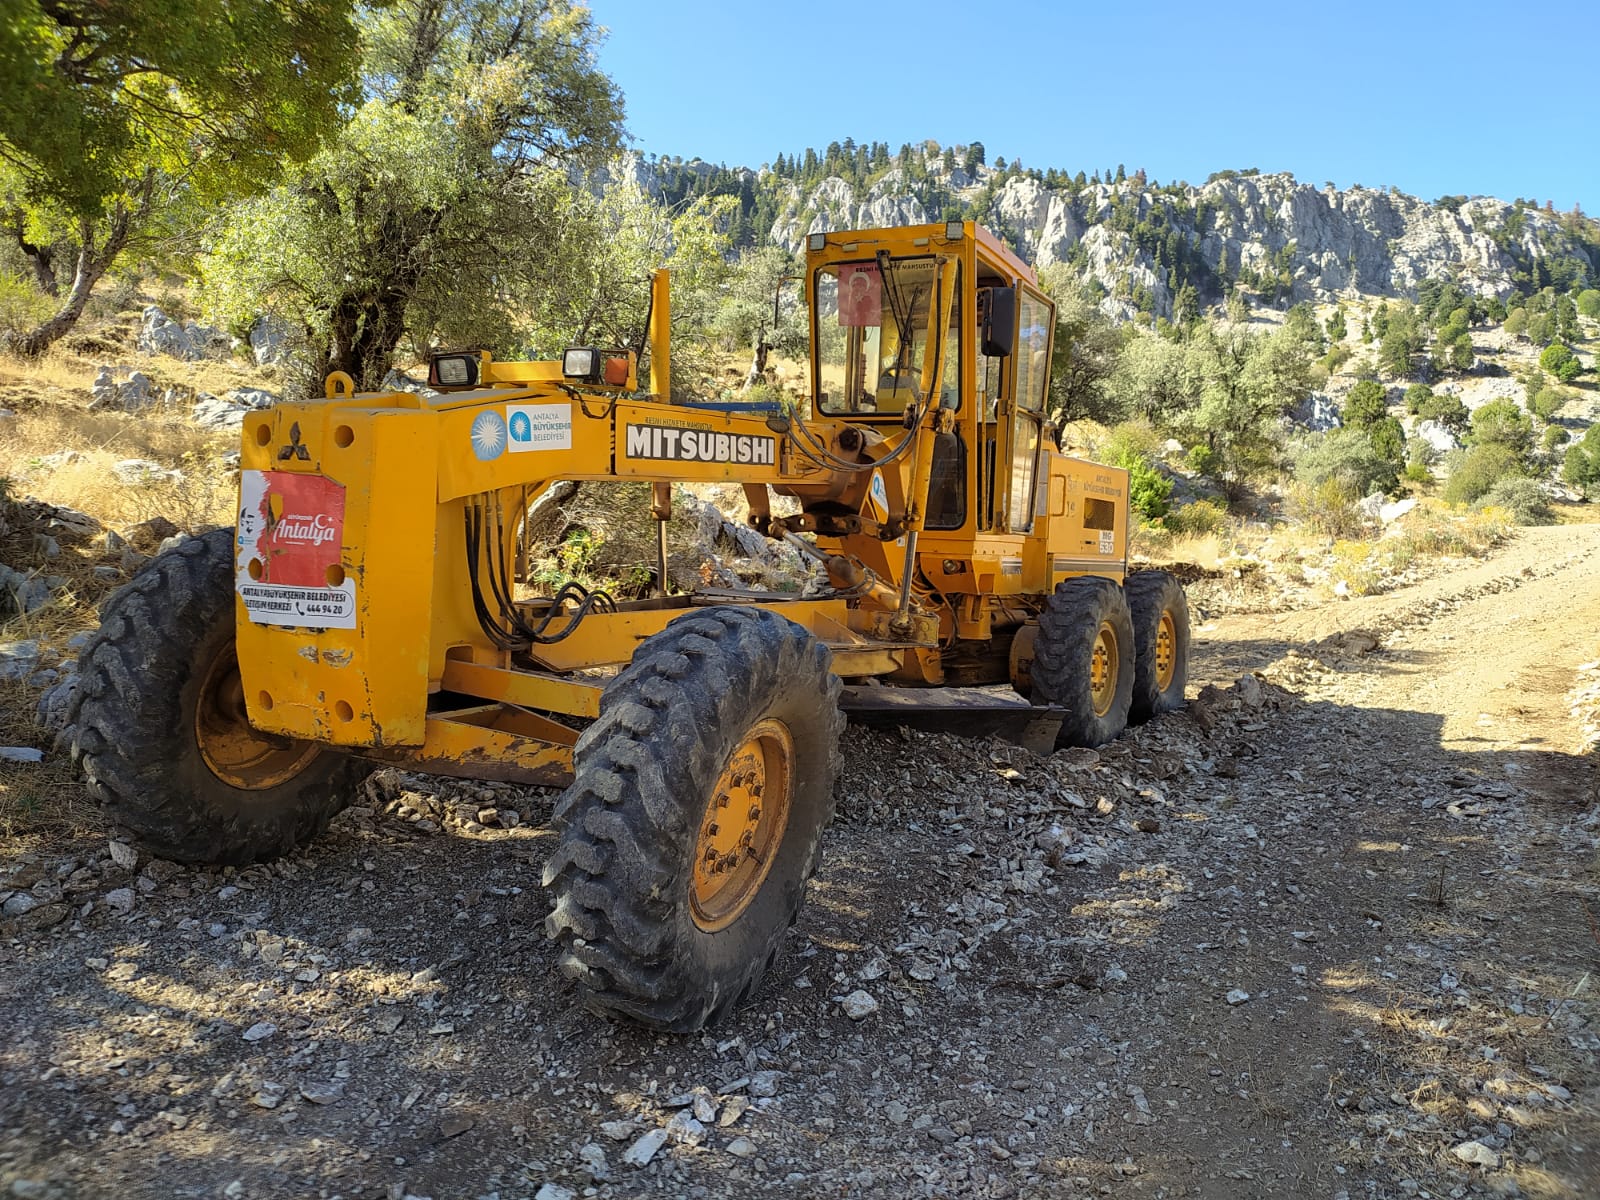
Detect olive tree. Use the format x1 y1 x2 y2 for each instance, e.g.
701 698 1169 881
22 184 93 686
0 0 363 355
201 0 625 391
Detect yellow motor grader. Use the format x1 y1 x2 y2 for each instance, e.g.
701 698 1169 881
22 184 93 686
70 221 1189 1031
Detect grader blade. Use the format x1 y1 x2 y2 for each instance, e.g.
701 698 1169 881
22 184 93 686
838 685 1067 756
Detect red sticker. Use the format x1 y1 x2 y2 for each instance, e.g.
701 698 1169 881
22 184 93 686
236 471 356 627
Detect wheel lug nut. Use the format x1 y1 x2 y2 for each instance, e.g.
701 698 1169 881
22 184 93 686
748 805 761 821
707 822 719 837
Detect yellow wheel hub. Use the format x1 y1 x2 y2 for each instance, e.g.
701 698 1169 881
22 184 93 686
194 645 319 790
1089 622 1119 718
690 718 794 933
1155 611 1177 691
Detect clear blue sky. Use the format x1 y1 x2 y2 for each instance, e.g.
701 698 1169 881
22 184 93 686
589 0 1598 209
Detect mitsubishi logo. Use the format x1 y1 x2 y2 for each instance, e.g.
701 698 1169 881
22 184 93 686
278 421 311 462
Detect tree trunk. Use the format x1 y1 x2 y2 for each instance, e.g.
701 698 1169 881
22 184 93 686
742 332 771 391
1 179 146 358
326 289 412 392
24 244 58 296
2 210 58 296
4 254 103 356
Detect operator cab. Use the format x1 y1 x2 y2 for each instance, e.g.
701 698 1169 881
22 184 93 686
806 222 1051 537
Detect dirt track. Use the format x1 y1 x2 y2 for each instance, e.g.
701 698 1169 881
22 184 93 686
3 527 1599 1200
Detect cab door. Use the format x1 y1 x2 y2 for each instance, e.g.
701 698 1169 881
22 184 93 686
1004 287 1054 533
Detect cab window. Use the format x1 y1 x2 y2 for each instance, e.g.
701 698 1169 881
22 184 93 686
1013 288 1053 413
814 257 939 416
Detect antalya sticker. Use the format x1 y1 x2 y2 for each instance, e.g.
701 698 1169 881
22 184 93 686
236 470 357 628
507 403 572 452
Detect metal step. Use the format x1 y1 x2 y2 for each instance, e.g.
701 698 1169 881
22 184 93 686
838 685 1066 756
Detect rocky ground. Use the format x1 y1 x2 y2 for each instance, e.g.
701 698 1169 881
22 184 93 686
1 524 1597 1199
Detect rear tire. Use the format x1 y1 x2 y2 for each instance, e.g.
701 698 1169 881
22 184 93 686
69 528 364 864
1127 569 1190 722
542 606 843 1032
1032 576 1135 748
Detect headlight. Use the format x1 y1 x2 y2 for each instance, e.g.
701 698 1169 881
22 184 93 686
428 353 479 387
562 347 599 382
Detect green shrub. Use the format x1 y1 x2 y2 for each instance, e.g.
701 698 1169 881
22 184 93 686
1563 426 1600 494
1404 383 1434 414
1443 442 1523 505
1402 460 1434 485
1528 385 1567 421
1292 427 1399 496
0 272 55 334
1578 289 1600 320
1289 477 1364 538
1539 342 1583 383
1094 422 1171 521
1416 391 1469 432
1123 454 1172 520
1186 443 1222 482
1343 379 1389 429
1165 498 1228 536
1477 477 1553 525
1467 398 1533 457
1369 416 1406 463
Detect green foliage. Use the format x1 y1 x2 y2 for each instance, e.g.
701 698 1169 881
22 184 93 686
1538 342 1583 383
1402 460 1433 485
200 1 625 389
1415 391 1469 432
1476 477 1552 525
1122 454 1173 520
0 1 362 218
1404 383 1434 414
1503 308 1529 340
1164 498 1229 536
1467 398 1533 457
1528 384 1567 421
1186 444 1222 481
712 245 806 383
1325 306 1347 343
1172 322 1316 497
1342 379 1388 429
1541 424 1570 452
1040 266 1124 423
1289 476 1363 538
1562 426 1600 494
1104 332 1191 423
0 270 54 332
1578 289 1600 320
1292 427 1399 496
1369 416 1406 464
1377 302 1423 378
1095 421 1174 519
1443 443 1523 505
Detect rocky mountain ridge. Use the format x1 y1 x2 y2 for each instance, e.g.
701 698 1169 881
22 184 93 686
609 153 1599 320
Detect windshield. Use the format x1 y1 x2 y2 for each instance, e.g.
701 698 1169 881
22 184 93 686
813 257 939 415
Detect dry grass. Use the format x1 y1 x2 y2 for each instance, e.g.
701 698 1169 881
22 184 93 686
1552 501 1600 525
0 677 97 846
1 399 236 530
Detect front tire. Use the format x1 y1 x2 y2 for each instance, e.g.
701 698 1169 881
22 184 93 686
542 606 844 1032
69 528 364 864
1032 576 1135 748
1127 569 1190 722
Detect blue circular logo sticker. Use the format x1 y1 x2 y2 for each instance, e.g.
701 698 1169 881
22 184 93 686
508 410 532 444
471 410 507 461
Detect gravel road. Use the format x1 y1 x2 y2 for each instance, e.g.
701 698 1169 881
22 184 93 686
3 527 1599 1200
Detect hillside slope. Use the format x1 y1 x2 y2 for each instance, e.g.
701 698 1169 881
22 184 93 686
619 150 1600 320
